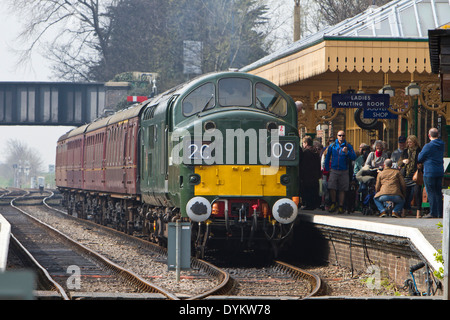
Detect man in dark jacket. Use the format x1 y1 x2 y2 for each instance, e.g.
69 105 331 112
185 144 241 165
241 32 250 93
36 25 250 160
299 136 321 209
418 128 445 218
324 130 356 213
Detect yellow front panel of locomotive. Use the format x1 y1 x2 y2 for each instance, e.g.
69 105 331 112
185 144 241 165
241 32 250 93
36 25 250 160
194 165 286 197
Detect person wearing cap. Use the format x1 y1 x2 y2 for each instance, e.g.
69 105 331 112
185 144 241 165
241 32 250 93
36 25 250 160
391 136 407 169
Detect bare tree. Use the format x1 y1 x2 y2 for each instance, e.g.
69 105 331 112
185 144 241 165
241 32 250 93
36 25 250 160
8 0 115 81
310 0 391 30
2 139 44 187
4 139 43 173
10 0 271 85
261 0 296 50
93 0 271 89
264 0 392 48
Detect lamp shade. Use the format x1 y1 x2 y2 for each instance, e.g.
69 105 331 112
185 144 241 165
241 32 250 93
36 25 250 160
405 82 421 96
314 99 327 110
378 85 395 97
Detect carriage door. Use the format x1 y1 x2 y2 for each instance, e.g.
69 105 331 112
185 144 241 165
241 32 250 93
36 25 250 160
148 123 157 184
144 124 158 203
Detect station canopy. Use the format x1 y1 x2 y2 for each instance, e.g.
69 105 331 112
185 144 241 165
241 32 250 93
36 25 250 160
241 0 450 88
240 0 450 148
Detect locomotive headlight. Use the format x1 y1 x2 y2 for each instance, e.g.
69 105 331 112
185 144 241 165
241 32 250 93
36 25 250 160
266 122 277 131
186 197 211 222
272 198 298 224
280 174 290 185
204 121 216 131
189 174 201 185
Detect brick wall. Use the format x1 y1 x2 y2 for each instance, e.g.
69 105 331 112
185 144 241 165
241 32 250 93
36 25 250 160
291 222 440 294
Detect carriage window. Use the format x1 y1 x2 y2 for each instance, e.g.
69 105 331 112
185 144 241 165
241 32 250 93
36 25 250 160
255 82 287 116
218 78 252 107
182 82 215 116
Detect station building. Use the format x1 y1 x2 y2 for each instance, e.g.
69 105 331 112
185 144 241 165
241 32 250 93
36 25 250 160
240 0 450 294
241 0 450 158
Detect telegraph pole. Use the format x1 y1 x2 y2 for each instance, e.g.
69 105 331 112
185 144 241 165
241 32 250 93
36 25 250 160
294 0 301 41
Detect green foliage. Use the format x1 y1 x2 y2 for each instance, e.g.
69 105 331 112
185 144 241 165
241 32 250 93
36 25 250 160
90 0 270 92
434 222 444 279
360 269 405 296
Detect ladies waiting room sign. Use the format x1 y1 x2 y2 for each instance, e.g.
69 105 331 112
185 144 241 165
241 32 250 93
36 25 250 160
332 93 397 119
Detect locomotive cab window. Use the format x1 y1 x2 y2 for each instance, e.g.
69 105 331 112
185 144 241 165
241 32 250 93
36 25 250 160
218 78 252 107
255 82 287 116
182 82 215 116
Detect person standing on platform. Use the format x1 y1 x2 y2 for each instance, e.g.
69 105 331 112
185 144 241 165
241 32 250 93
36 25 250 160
354 143 371 211
320 136 335 210
397 135 422 218
300 136 321 210
391 136 407 168
324 130 356 214
418 128 445 218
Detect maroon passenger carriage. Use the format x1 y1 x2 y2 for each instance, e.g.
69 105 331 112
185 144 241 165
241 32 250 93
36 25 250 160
56 106 141 231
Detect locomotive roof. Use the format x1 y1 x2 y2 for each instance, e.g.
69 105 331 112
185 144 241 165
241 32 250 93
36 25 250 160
58 71 285 141
161 71 255 96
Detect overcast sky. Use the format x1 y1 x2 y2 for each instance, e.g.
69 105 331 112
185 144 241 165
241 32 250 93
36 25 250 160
0 4 73 170
0 1 295 171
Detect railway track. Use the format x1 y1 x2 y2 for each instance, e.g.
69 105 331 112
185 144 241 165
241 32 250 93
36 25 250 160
2 189 178 300
43 191 322 299
3 189 231 299
42 192 231 300
222 260 322 299
2 189 322 300
272 260 323 298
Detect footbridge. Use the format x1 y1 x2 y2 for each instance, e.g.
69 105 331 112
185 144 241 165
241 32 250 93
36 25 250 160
0 82 116 126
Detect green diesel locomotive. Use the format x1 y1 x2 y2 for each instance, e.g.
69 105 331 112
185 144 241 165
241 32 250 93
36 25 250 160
56 71 299 257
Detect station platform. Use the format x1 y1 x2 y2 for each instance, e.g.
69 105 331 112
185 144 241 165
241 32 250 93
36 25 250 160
0 214 11 272
298 209 443 272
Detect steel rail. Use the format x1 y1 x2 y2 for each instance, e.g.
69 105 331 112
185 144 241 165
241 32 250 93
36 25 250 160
187 258 234 300
43 190 234 300
273 260 323 298
10 191 179 300
9 234 70 300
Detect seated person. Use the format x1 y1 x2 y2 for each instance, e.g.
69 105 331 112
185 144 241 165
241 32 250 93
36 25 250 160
365 140 388 169
353 144 371 178
373 159 406 218
357 140 387 185
355 145 374 185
